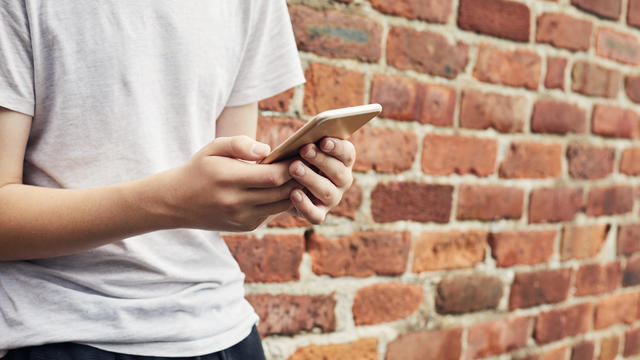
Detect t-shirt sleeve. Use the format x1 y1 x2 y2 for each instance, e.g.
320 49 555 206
226 1 305 107
0 0 35 116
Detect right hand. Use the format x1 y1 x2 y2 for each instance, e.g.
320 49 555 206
162 135 298 232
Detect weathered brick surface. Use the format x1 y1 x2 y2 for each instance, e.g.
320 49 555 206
630 0 640 27
351 126 417 173
571 0 622 20
567 144 614 179
288 338 378 360
257 116 304 149
371 182 453 223
459 90 527 133
247 294 336 336
329 182 362 220
561 224 609 260
368 0 452 23
458 0 530 42
544 347 569 360
597 27 640 65
303 63 364 115
421 134 497 177
621 148 640 176
624 328 640 357
624 256 640 287
457 185 523 221
594 292 639 329
290 5 381 62
386 328 462 360
490 230 556 267
572 61 621 98
592 105 640 139
545 57 568 90
352 282 422 325
474 45 542 90
413 230 487 272
627 75 640 103
571 341 595 360
535 303 593 344
224 234 304 283
618 224 640 255
529 187 583 223
370 74 456 126
259 88 295 112
532 99 586 134
387 26 469 79
306 231 409 277
587 185 634 216
436 274 502 314
599 336 620 360
467 317 531 358
500 142 562 179
536 13 593 51
267 213 311 228
509 268 572 309
575 262 622 296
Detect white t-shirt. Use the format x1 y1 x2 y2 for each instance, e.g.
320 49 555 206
0 0 304 357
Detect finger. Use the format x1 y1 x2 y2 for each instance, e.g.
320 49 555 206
245 180 301 205
319 138 356 167
290 189 326 225
289 160 341 208
255 198 294 217
300 143 353 189
197 135 271 161
209 158 294 188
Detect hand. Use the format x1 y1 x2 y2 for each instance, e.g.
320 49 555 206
163 136 298 232
288 137 355 224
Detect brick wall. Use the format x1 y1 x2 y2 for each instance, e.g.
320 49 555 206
228 0 640 359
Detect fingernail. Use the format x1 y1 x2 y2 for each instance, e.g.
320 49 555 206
322 139 335 152
292 191 303 202
251 143 270 156
294 164 305 176
304 146 316 159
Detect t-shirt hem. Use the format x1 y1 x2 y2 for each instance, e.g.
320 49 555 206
0 92 34 116
226 74 305 108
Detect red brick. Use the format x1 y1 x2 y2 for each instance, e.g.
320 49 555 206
421 134 497 177
386 26 469 79
621 148 640 176
535 303 593 344
624 256 640 287
306 231 409 277
370 74 455 126
594 292 639 329
599 336 620 360
630 0 640 27
618 224 640 255
529 187 583 223
457 185 523 221
412 230 487 272
532 99 587 134
571 341 595 360
587 185 634 216
561 224 609 260
592 105 640 139
258 88 294 112
458 0 530 42
499 142 562 179
544 347 568 360
246 293 335 336
386 328 462 360
509 268 572 309
351 126 417 173
368 0 452 23
371 182 453 223
467 317 531 358
474 45 542 90
303 63 364 115
626 75 640 103
596 27 640 65
353 282 422 325
267 213 311 228
490 230 556 267
545 57 568 90
567 143 615 179
436 275 502 314
536 13 593 51
624 328 640 357
571 0 622 20
224 234 304 283
329 182 362 220
572 61 622 98
257 116 304 149
575 262 623 296
289 5 381 62
288 338 378 360
459 90 527 133
515 355 540 360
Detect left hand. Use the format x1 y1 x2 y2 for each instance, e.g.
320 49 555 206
288 137 355 224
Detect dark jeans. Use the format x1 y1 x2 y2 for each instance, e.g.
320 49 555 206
5 326 265 360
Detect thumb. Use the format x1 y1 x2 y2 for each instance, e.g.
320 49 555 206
197 135 271 161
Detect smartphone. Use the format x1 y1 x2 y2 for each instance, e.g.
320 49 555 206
259 103 382 164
